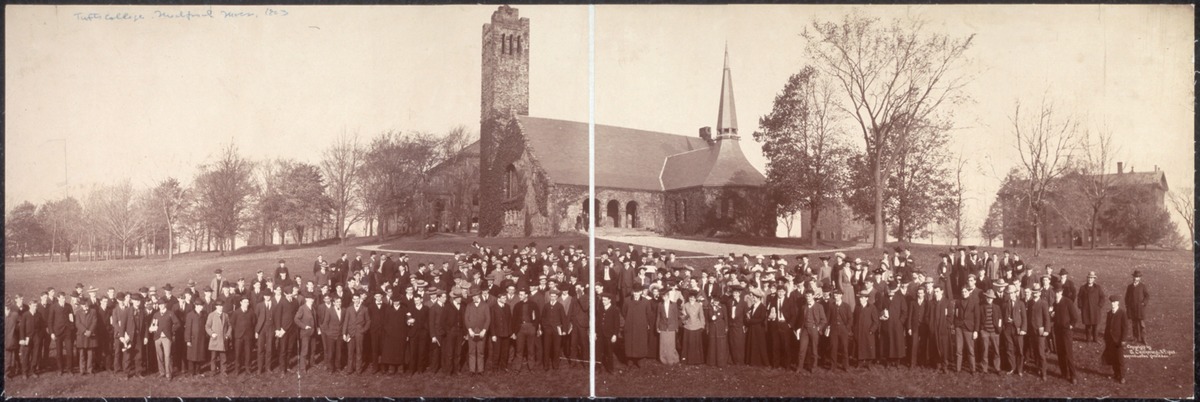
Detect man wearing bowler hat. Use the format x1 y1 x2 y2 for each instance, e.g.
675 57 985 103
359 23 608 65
1124 270 1150 344
1077 271 1106 343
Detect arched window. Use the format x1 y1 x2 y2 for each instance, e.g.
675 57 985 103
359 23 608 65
503 164 517 198
501 34 507 55
516 36 522 53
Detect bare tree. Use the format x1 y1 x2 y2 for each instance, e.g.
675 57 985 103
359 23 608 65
942 154 970 246
91 181 147 259
321 130 366 242
1167 186 1194 245
148 178 186 259
194 143 257 253
1069 128 1120 248
804 13 974 248
1010 97 1080 256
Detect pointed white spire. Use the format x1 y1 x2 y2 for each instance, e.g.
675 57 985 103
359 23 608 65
716 44 738 138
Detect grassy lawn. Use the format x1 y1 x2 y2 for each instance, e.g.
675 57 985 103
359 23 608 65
5 365 588 398
596 245 1194 398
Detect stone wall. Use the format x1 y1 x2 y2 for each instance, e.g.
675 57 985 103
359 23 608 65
551 184 590 234
664 186 775 237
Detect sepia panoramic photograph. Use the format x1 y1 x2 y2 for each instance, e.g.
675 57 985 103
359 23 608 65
5 3 1196 399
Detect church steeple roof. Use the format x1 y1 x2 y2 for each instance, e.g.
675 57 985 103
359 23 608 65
716 45 738 137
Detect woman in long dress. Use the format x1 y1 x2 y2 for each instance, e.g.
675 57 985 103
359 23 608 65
680 291 705 365
705 298 730 367
879 285 908 366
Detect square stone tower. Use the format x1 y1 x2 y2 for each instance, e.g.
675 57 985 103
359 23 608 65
481 5 529 121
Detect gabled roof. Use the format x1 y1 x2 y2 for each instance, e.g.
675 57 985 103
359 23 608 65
517 115 721 191
1094 171 1169 191
997 170 1170 197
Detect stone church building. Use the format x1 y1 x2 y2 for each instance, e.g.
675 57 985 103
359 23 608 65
453 5 775 237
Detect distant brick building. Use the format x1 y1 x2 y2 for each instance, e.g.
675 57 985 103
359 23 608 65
461 5 775 238
997 162 1169 248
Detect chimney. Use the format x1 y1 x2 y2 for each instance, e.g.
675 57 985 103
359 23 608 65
699 126 714 145
1154 165 1159 172
1117 162 1124 174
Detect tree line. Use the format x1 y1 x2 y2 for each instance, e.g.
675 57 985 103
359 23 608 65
754 13 1191 254
5 126 476 263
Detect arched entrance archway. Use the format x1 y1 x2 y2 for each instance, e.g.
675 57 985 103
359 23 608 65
626 201 640 228
606 200 621 228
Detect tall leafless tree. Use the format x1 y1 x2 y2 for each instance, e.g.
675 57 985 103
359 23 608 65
1167 186 1194 245
942 154 970 246
1010 97 1080 256
804 13 974 248
92 181 147 259
149 178 186 259
321 131 366 243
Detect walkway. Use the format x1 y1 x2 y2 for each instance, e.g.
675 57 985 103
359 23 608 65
596 234 868 258
355 243 455 256
357 234 869 259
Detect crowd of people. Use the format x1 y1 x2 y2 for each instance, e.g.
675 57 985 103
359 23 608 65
593 245 1151 385
3 242 1154 387
3 243 594 380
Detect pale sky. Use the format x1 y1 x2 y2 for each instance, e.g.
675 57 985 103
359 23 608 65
7 5 1194 241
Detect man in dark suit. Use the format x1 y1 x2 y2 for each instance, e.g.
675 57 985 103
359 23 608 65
366 292 388 373
294 295 318 373
794 292 827 373
1051 286 1080 383
6 303 23 378
826 291 852 371
319 294 345 373
229 297 256 374
48 294 75 375
21 302 48 378
123 295 147 378
512 289 538 371
439 292 464 374
344 293 372 374
1026 288 1052 380
150 301 180 380
927 286 954 373
539 290 567 370
276 287 300 374
1000 285 1027 376
1103 295 1131 383
1125 270 1150 344
595 292 621 373
953 287 980 373
490 293 514 372
254 293 278 374
906 286 928 369
767 287 795 370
